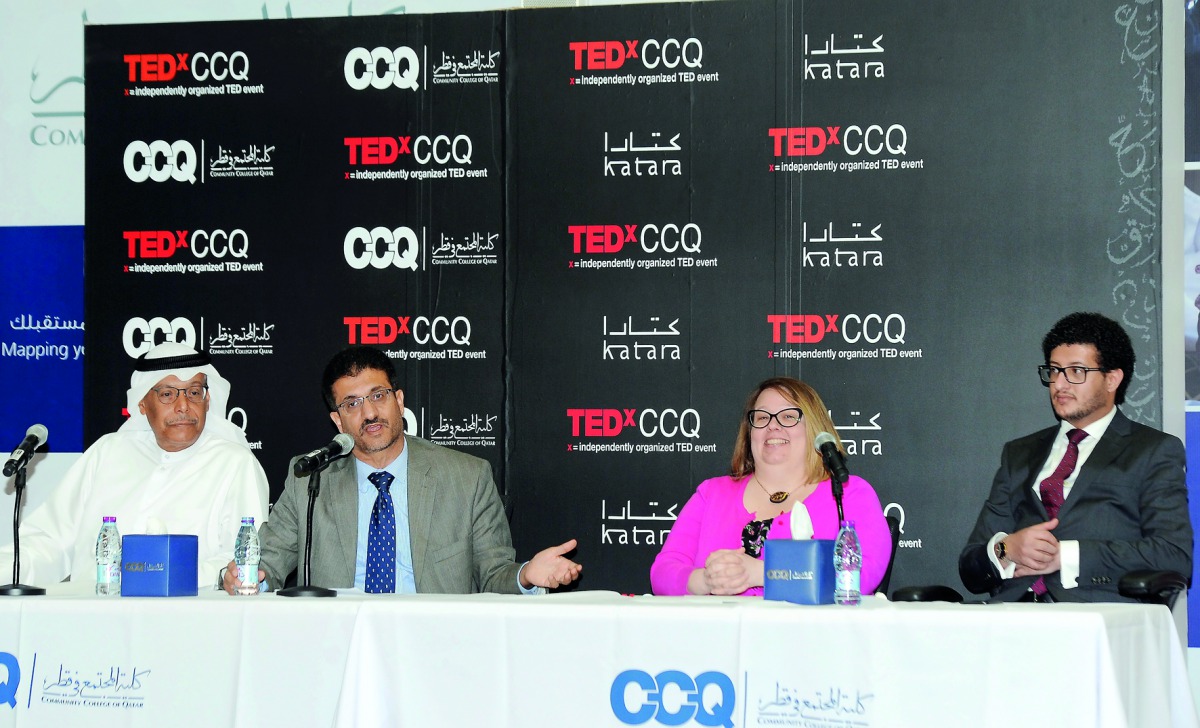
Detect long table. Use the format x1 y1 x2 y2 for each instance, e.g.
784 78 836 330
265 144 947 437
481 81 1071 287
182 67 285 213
0 587 1195 728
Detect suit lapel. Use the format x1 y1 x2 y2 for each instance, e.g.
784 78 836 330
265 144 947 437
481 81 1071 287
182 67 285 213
1021 428 1058 520
324 455 359 575
406 437 436 590
1057 410 1130 522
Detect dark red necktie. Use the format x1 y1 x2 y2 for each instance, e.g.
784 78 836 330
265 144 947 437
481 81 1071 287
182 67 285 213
1031 428 1087 595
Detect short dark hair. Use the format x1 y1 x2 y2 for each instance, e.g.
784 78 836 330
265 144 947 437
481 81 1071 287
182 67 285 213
1041 312 1135 404
321 346 400 411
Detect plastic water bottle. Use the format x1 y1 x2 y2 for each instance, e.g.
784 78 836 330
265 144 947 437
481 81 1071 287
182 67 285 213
834 520 862 606
95 516 121 596
234 516 260 596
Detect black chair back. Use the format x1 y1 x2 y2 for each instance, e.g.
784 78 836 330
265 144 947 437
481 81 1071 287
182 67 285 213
877 514 901 595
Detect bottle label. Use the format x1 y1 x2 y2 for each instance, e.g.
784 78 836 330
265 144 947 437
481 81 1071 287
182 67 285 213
835 570 860 594
96 562 121 584
237 562 259 591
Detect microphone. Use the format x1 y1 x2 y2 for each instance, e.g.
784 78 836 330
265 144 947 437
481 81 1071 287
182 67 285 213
813 432 849 484
3 425 48 478
293 433 354 477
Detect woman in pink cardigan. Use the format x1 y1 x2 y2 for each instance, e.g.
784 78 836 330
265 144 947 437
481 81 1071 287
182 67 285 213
651 377 890 596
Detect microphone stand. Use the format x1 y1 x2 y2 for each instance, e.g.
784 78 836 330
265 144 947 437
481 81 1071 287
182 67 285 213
831 473 846 525
277 466 336 598
1 462 45 596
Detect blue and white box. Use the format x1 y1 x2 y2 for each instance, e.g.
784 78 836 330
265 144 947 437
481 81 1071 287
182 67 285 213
120 534 198 597
763 539 835 605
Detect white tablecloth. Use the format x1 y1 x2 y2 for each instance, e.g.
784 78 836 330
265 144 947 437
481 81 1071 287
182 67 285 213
0 587 1194 728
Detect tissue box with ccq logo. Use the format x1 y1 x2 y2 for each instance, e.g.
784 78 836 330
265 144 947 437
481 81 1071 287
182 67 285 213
763 539 835 605
120 535 198 596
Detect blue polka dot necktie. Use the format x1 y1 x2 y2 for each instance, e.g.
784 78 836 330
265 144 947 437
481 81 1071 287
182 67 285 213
365 471 396 593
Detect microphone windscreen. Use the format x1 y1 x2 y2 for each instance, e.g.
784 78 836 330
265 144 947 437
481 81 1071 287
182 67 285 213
813 431 837 451
27 423 48 444
334 432 355 454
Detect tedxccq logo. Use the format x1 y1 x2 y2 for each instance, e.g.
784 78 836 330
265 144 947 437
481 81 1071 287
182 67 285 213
610 670 734 728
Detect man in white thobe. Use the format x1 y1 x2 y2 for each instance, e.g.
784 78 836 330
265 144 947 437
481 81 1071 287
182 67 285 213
0 343 268 588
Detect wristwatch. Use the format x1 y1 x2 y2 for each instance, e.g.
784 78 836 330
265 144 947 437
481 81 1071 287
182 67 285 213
994 540 1007 561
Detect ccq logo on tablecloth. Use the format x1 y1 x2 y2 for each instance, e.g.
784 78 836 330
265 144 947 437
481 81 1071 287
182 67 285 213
611 670 735 728
38 661 151 709
0 652 19 709
750 680 875 728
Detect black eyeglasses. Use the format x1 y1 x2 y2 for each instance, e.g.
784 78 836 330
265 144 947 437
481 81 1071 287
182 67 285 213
1037 365 1105 386
747 408 803 429
336 388 394 413
151 384 209 405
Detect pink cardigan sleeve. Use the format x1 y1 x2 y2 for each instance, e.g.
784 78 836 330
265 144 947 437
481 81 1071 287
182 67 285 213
650 481 714 595
840 476 890 594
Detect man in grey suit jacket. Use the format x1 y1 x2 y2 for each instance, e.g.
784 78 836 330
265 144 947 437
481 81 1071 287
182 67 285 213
224 346 581 594
959 312 1191 603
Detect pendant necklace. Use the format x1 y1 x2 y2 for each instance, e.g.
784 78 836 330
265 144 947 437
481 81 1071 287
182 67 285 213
753 475 801 504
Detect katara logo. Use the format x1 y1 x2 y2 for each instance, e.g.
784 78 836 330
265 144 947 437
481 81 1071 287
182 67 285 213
769 125 908 157
124 52 249 82
344 46 422 90
570 39 703 70
569 223 701 255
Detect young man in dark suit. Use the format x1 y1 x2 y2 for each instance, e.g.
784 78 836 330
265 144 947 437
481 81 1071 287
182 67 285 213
959 312 1191 602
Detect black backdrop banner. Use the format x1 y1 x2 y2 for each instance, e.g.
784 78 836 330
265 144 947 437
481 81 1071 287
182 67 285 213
84 12 509 489
85 1 1164 596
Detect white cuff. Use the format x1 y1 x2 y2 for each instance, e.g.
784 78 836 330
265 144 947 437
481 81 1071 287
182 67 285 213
1059 540 1079 589
988 532 1016 578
